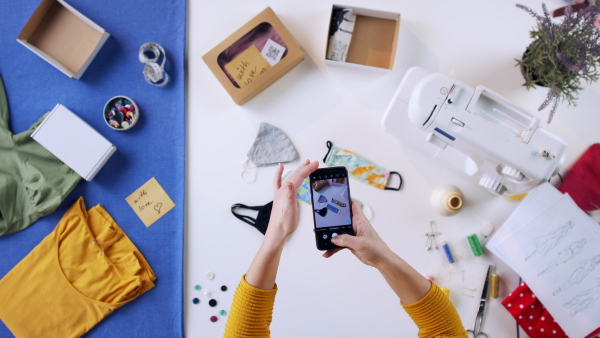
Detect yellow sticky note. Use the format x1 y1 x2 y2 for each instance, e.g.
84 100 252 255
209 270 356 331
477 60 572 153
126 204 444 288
126 177 175 227
224 45 271 88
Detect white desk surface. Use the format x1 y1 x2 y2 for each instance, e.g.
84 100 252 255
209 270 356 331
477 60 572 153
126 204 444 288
186 0 600 337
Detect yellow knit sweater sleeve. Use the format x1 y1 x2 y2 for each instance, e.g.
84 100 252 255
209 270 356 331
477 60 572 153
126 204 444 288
224 275 277 338
401 281 468 338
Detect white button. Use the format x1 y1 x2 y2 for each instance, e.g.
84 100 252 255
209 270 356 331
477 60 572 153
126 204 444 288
332 233 338 238
322 234 328 239
206 271 215 280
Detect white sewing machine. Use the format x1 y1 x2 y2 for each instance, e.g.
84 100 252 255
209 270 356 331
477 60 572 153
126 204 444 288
382 67 567 196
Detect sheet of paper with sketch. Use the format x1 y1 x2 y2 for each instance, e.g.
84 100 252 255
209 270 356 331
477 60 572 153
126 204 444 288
499 195 600 338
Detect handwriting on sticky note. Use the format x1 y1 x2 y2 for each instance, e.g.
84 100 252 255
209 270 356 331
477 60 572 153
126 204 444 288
224 45 271 88
126 177 175 227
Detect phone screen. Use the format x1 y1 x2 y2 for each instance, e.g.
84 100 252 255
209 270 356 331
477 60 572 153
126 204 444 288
310 167 354 250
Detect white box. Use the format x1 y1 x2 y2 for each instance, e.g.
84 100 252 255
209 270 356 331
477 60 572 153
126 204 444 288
31 104 116 181
325 5 400 72
17 0 110 79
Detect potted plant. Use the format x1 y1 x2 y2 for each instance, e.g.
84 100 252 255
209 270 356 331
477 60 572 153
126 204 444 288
516 2 600 123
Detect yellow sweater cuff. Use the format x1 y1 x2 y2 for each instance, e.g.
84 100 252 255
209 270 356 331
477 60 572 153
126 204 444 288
224 274 278 338
401 281 468 338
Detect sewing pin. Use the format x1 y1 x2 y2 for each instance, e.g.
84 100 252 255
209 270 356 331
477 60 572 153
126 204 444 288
429 220 439 249
425 235 432 251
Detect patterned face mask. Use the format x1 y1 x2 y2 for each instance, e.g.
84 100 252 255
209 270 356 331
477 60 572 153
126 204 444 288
322 141 402 191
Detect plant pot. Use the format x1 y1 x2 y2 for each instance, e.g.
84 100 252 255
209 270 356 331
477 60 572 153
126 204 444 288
520 48 547 87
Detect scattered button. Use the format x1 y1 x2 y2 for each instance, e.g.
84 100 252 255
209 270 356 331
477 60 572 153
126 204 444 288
192 298 200 305
221 285 228 292
204 291 212 298
210 316 218 322
209 299 217 307
206 272 215 280
220 310 227 316
195 285 201 291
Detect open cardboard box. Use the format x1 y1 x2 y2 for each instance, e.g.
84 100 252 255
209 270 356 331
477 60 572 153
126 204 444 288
203 7 305 105
17 0 110 79
326 5 400 71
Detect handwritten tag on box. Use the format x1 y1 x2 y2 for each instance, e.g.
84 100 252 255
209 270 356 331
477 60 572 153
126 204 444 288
126 177 175 227
225 45 271 88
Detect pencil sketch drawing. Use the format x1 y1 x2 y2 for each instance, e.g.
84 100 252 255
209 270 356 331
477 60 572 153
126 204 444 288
526 221 574 261
553 255 600 296
537 239 587 276
564 278 600 316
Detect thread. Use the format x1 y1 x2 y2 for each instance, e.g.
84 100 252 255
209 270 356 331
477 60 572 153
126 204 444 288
442 241 455 263
431 184 464 216
489 274 499 298
468 234 484 256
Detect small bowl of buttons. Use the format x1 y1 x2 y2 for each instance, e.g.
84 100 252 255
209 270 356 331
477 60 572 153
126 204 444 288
103 96 139 131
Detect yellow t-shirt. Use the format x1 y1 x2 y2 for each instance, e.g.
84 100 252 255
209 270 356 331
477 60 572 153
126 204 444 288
0 197 156 338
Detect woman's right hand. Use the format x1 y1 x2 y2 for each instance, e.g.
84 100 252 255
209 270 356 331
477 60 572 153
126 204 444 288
323 200 392 268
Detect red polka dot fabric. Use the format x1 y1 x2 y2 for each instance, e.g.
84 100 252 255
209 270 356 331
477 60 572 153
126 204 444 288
502 282 600 337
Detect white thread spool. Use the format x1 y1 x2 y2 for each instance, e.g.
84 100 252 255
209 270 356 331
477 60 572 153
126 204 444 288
431 184 464 216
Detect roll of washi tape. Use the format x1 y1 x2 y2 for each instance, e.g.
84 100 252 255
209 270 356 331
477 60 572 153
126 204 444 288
468 234 484 256
139 42 169 87
489 273 499 298
431 184 464 216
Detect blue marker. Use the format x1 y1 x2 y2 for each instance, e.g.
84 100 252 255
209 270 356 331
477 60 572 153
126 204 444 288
442 241 455 263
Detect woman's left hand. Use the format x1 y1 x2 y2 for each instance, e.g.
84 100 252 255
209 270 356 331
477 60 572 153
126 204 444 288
266 159 319 243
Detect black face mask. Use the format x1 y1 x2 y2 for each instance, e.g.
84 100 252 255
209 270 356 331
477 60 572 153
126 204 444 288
315 207 327 217
231 202 273 235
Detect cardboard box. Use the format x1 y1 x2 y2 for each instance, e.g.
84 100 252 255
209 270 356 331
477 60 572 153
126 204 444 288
17 0 110 79
326 5 400 71
203 7 305 105
31 104 116 181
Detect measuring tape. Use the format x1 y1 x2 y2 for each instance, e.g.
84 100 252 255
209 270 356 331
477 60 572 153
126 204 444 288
139 42 169 87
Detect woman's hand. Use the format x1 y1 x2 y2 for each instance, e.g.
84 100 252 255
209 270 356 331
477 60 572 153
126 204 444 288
323 200 392 268
246 159 318 290
265 159 319 244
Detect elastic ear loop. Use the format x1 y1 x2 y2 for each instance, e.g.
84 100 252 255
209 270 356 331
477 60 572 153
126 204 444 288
241 157 257 183
231 204 260 226
384 171 403 191
323 140 333 163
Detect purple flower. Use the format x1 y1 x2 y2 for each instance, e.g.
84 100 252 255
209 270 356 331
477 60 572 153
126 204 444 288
556 53 581 72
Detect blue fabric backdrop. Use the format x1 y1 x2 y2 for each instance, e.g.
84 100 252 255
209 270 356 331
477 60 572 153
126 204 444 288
0 0 185 337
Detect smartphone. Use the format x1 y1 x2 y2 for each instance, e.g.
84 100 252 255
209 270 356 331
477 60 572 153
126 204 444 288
310 167 354 250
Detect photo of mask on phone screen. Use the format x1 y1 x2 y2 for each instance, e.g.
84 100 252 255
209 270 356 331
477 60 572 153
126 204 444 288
310 166 354 251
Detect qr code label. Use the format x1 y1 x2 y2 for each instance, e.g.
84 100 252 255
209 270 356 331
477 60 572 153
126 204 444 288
261 39 286 66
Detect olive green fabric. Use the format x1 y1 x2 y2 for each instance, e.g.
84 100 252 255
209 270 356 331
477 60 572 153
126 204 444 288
0 75 81 236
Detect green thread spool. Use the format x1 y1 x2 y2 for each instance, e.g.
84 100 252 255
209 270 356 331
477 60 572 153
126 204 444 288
468 234 484 256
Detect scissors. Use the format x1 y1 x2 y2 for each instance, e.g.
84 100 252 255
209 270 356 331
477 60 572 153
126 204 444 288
467 265 493 338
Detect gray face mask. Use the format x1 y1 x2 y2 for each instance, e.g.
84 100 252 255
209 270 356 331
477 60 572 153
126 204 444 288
247 122 298 166
242 122 299 183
